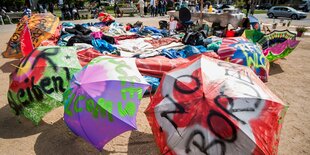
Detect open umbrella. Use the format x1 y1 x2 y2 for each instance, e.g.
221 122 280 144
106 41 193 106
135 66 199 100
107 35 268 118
64 56 149 150
8 46 82 124
257 30 300 61
218 37 269 81
145 55 287 155
248 15 259 24
2 13 59 58
242 29 265 43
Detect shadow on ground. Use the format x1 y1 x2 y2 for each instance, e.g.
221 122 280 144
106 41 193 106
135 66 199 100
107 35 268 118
0 59 19 73
127 130 159 155
33 121 159 155
269 62 284 75
0 104 50 139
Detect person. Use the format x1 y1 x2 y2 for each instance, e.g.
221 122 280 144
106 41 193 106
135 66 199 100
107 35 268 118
250 3 255 15
169 16 178 34
114 3 123 17
150 0 156 17
138 0 145 17
0 7 13 25
144 1 148 15
23 6 32 17
49 3 54 14
246 0 250 17
163 0 167 15
158 0 165 16
72 5 80 20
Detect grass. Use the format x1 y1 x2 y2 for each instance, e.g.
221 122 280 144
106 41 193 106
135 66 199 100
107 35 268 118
242 9 267 14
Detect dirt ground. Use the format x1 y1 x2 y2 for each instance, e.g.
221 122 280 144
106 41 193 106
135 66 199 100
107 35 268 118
0 17 309 155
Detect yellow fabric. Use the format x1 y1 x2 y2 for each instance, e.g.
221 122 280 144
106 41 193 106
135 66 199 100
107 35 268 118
3 13 59 58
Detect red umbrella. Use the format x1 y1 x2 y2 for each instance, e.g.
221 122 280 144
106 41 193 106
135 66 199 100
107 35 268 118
145 55 287 155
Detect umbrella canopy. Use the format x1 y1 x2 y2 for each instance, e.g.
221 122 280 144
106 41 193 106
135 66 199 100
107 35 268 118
145 55 287 155
257 30 299 62
64 56 149 150
218 37 269 82
248 15 259 24
257 30 297 49
3 13 59 59
242 29 265 43
262 39 300 62
8 46 82 124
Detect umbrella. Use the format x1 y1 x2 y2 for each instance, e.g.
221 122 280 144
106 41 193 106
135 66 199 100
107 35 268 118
145 55 287 155
262 39 300 62
242 29 265 43
3 13 59 59
248 15 259 24
64 56 149 150
8 46 82 124
257 30 300 61
217 37 269 82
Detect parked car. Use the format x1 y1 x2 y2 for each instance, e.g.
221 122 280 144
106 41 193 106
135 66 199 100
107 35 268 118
299 0 310 12
267 6 307 20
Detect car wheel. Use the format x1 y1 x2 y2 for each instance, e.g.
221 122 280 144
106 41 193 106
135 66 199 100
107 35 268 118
268 13 274 18
291 14 298 20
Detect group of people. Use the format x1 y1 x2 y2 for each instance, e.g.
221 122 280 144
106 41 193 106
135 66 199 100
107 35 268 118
137 0 168 17
61 4 81 20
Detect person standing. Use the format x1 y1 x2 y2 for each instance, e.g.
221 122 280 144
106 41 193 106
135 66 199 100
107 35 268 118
138 0 145 17
49 3 54 14
150 0 156 17
250 3 255 15
144 1 148 15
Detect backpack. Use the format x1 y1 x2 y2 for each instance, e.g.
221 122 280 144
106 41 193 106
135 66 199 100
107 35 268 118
182 31 207 46
159 20 168 29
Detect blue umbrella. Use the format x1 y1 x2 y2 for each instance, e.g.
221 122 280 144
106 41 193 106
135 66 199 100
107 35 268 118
248 15 259 24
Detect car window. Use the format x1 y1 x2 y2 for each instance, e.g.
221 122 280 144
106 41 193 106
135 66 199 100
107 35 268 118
273 7 280 10
281 8 288 11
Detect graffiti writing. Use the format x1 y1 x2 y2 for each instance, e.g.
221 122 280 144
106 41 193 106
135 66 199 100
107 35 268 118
159 62 263 154
8 67 71 114
64 81 141 121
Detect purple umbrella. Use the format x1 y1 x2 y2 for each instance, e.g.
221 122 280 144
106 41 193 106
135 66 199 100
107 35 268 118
63 56 149 150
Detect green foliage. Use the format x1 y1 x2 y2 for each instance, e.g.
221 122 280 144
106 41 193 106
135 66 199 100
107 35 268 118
296 26 308 33
235 0 245 9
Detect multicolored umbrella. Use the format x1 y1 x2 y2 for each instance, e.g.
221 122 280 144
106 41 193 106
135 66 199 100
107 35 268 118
2 13 59 59
218 37 269 82
242 29 265 43
145 55 287 155
257 30 296 49
7 46 82 124
64 56 149 150
257 30 300 61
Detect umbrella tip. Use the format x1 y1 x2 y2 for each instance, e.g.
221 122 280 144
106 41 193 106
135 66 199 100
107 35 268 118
74 80 81 86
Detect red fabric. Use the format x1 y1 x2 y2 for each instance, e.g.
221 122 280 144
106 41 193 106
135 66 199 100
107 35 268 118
114 34 139 41
226 30 235 37
40 25 62 46
77 48 104 67
98 12 115 23
20 23 34 57
136 52 219 78
144 38 180 49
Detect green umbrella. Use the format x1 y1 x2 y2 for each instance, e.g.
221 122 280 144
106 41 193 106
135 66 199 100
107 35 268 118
243 29 265 43
8 46 82 124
